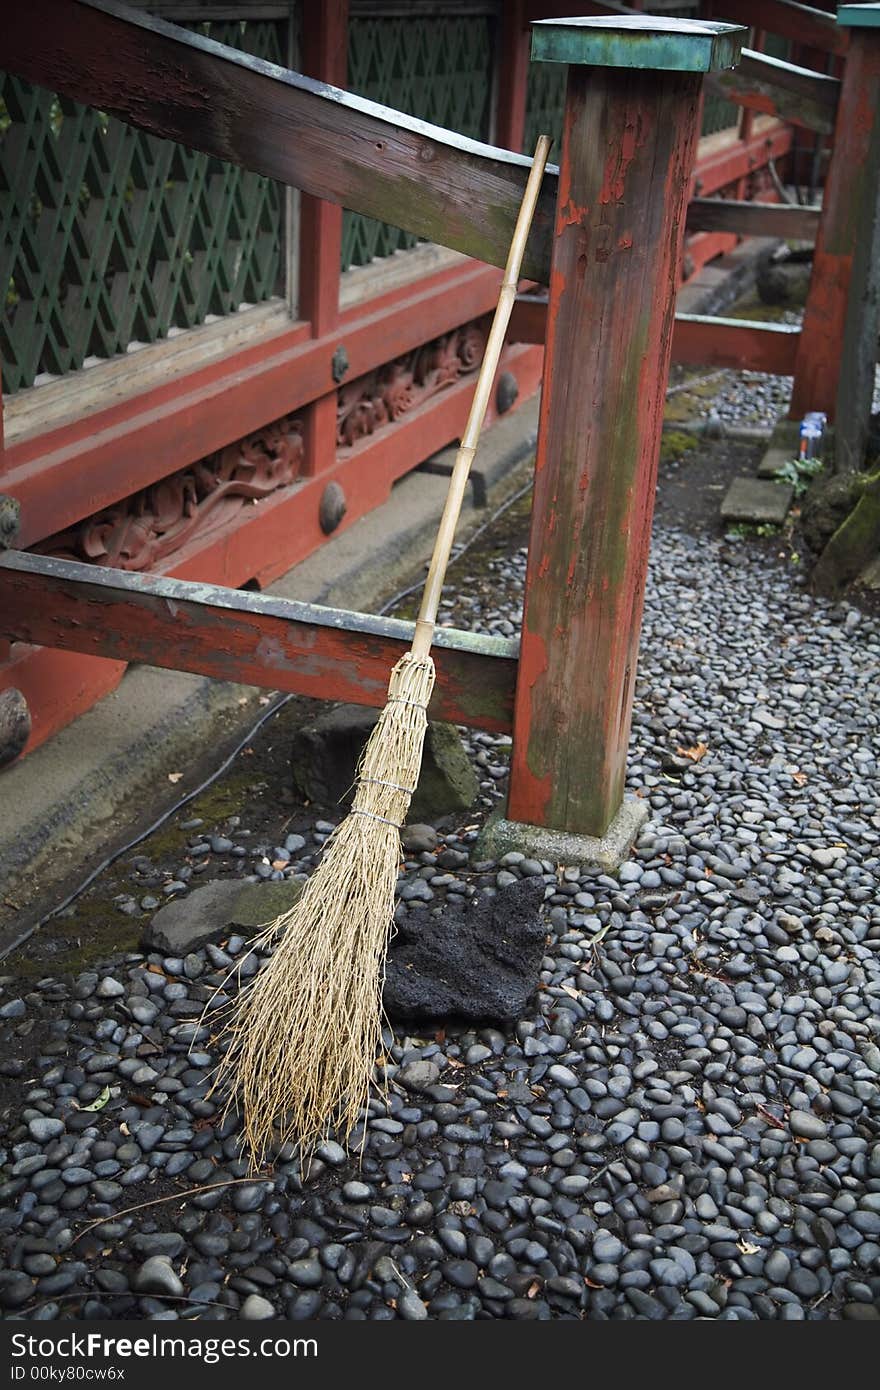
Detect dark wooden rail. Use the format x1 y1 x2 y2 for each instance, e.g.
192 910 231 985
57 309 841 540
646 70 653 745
710 49 839 134
0 552 518 733
714 0 850 57
686 198 821 240
5 0 558 286
4 0 839 299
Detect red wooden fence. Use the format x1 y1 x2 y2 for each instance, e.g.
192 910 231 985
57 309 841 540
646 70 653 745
1 2 878 856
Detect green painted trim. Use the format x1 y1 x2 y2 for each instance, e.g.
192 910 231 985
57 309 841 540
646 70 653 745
531 16 745 72
838 3 880 27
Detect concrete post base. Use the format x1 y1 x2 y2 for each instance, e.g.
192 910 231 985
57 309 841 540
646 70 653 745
476 797 649 874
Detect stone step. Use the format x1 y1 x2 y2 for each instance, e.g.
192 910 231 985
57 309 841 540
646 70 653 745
720 476 794 524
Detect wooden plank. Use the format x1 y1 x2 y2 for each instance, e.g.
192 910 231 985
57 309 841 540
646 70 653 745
686 196 820 240
508 296 802 375
509 45 706 838
791 26 880 430
0 552 519 734
711 0 849 57
5 0 558 284
707 49 840 133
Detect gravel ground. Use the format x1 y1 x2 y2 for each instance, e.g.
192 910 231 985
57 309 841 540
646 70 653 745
1 434 879 1322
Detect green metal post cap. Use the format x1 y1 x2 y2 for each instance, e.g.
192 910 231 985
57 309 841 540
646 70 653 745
838 4 880 27
531 15 745 72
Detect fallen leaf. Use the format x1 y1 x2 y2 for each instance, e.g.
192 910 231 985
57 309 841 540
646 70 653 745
792 771 808 786
561 984 580 1000
78 1085 111 1113
737 1236 760 1256
527 1280 541 1299
676 742 709 763
167 771 184 783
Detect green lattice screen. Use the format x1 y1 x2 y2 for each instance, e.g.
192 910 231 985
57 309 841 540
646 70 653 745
523 61 567 157
342 12 495 272
0 19 287 395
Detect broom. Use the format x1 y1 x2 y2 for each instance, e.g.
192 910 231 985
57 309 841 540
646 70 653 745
213 134 553 1165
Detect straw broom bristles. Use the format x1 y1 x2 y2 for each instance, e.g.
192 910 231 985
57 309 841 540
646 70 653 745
211 651 435 1162
208 136 552 1167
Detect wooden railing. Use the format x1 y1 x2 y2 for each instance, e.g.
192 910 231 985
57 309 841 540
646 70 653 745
1 1 879 840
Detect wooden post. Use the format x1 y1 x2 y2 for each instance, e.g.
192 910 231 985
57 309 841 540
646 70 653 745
830 4 880 473
300 0 348 477
495 0 530 152
503 15 746 853
790 3 880 464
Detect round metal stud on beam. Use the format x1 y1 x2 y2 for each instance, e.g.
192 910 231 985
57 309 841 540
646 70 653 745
319 481 347 534
0 495 21 550
496 370 519 414
0 688 31 767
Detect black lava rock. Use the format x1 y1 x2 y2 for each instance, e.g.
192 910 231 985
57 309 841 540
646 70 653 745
383 878 545 1022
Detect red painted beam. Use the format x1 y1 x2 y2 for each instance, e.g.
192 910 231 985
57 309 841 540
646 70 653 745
0 552 518 735
692 120 793 197
508 297 802 376
672 314 801 375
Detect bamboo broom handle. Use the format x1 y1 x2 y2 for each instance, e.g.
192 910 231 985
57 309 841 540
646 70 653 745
410 134 552 663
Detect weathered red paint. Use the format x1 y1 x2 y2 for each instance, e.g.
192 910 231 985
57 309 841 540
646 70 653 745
0 555 519 740
508 62 704 838
790 31 880 422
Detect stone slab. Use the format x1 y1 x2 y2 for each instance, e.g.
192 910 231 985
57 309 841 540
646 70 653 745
720 476 794 523
475 797 649 874
142 878 302 954
757 445 796 479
